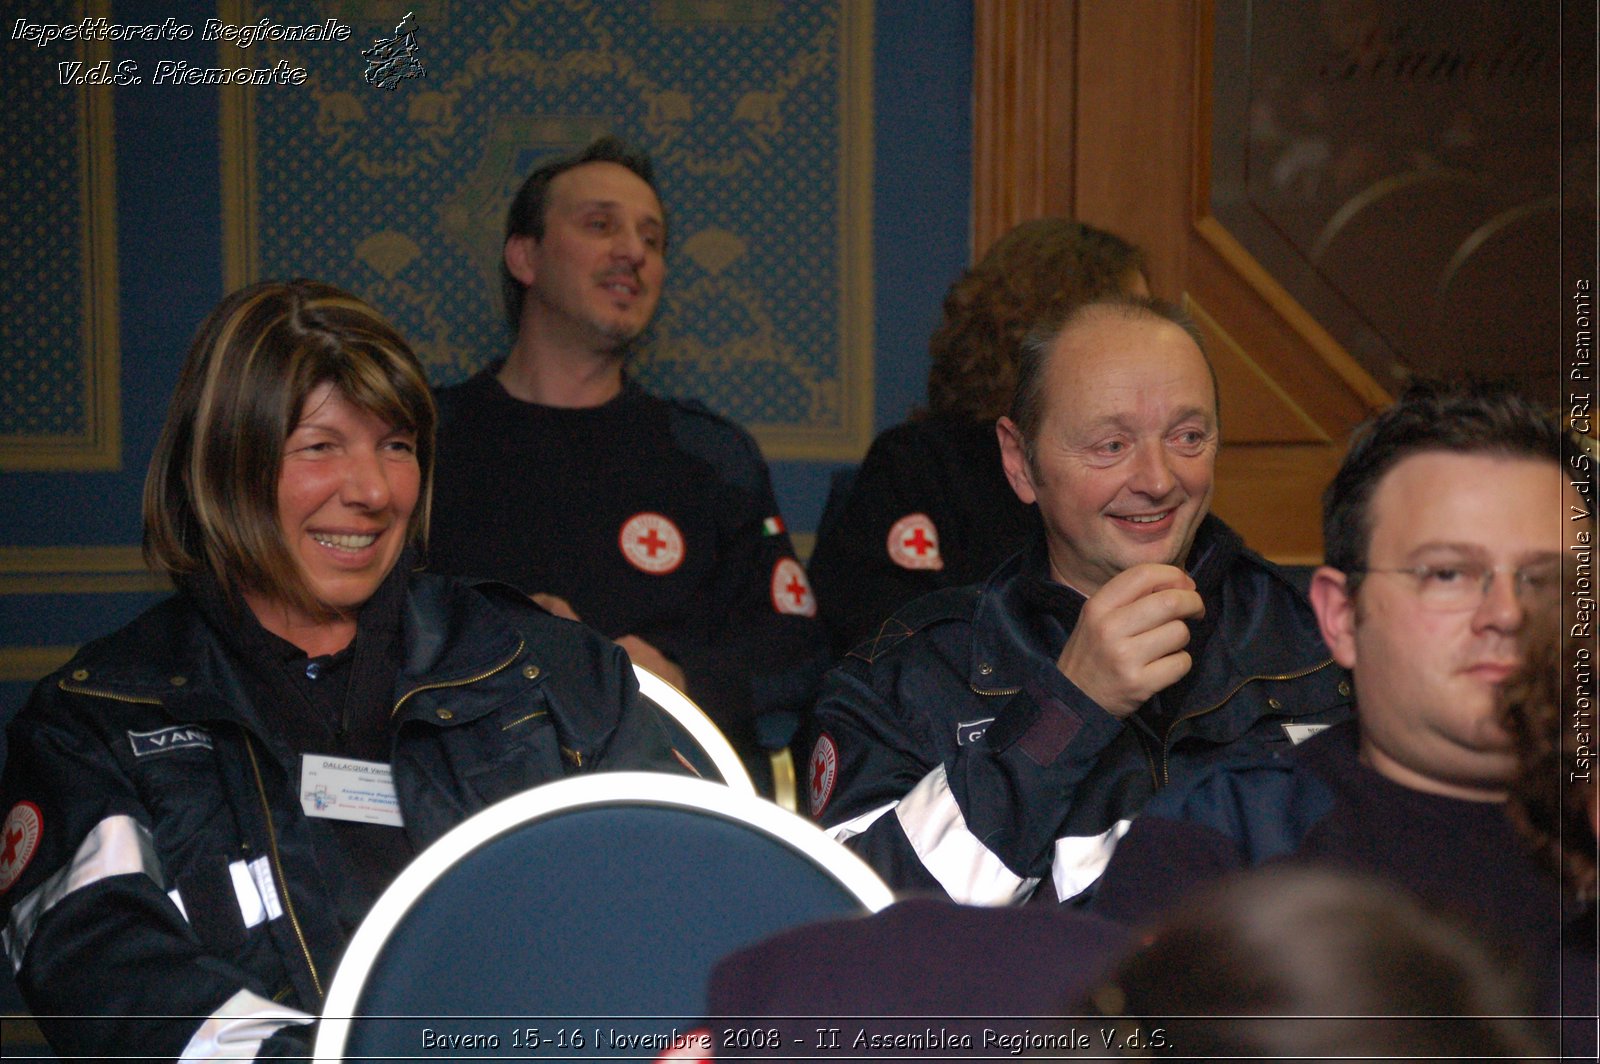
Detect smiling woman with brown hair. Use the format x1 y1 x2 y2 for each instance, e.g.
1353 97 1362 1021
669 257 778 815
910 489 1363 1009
0 279 682 1062
143 280 439 649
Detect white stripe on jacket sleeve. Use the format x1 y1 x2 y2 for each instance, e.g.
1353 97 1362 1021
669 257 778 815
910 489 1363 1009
178 988 315 1063
893 764 1040 905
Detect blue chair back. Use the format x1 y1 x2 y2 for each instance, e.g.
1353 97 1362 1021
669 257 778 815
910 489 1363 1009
313 774 893 1062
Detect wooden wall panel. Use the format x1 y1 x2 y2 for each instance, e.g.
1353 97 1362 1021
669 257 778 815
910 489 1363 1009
1072 0 1192 295
971 0 1077 257
972 0 1389 561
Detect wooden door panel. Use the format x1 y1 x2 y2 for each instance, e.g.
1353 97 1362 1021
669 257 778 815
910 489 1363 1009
974 0 1389 561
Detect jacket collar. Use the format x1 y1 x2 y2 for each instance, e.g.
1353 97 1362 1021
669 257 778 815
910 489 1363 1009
966 515 1313 699
58 571 528 734
967 536 1070 694
386 575 527 725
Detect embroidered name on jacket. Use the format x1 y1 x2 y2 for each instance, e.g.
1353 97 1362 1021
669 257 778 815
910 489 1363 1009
128 725 215 758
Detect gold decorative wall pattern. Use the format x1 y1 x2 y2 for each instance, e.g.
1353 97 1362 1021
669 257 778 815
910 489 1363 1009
220 0 873 458
0 0 121 472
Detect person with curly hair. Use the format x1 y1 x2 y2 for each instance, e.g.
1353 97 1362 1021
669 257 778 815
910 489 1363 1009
807 220 1148 655
1502 593 1598 1058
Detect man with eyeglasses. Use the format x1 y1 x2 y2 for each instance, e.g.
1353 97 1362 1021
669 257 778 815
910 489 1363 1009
1091 380 1580 985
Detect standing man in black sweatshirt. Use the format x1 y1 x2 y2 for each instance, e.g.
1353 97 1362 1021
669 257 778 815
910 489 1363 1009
429 137 828 791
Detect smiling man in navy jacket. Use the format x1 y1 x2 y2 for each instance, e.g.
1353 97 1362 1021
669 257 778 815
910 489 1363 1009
809 295 1351 903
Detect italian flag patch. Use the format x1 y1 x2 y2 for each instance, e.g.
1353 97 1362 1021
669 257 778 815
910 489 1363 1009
762 516 786 537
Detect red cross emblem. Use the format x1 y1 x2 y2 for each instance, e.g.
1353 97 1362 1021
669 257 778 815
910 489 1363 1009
618 513 685 575
808 734 838 817
0 802 42 895
887 512 944 571
770 558 817 617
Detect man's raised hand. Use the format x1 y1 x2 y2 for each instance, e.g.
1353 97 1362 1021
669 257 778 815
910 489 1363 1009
1056 563 1205 718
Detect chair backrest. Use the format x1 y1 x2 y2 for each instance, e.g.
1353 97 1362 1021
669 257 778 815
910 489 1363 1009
313 773 894 1062
633 663 755 794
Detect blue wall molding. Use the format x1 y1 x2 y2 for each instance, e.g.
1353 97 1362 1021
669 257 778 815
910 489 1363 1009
0 647 77 685
0 546 167 596
0 0 122 472
0 546 169 687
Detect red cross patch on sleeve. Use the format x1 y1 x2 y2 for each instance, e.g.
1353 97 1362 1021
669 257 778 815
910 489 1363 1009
887 512 944 571
808 734 839 816
0 801 43 894
770 557 817 617
619 512 686 575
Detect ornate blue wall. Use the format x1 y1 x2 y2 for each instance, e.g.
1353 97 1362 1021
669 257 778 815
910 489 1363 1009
0 0 969 695
0 0 968 1028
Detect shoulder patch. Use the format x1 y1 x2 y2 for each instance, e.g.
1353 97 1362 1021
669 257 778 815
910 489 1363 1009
619 512 686 575
770 558 817 617
956 717 995 746
1281 722 1331 745
887 513 944 571
808 733 839 816
128 724 214 759
0 801 43 894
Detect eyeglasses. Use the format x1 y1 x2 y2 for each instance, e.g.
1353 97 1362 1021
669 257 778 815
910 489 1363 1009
1351 559 1562 612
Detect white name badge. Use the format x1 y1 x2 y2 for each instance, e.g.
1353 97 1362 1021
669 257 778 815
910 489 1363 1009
1281 723 1332 746
300 754 404 827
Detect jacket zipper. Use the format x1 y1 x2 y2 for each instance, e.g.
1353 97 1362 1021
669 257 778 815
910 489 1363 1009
1156 658 1336 786
56 679 163 705
245 735 324 1002
58 680 327 1000
64 641 529 1005
389 639 524 720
